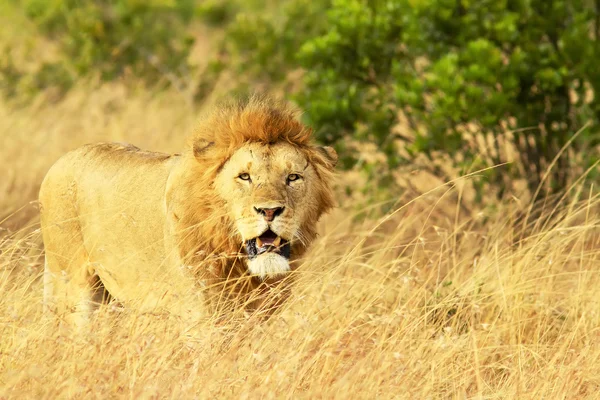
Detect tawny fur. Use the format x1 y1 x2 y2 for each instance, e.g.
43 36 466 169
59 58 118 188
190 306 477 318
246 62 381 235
39 95 337 324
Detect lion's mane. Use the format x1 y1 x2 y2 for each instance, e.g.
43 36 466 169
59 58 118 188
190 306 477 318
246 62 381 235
167 96 336 300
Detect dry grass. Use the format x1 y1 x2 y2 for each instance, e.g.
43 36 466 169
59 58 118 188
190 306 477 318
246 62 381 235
1 84 599 399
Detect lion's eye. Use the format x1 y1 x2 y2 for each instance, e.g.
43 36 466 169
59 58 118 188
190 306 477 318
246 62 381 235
238 173 251 181
287 174 301 183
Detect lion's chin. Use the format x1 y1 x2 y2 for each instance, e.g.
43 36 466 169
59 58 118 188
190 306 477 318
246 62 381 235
247 253 290 280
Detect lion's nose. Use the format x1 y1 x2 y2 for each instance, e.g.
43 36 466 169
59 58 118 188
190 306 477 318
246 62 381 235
254 206 285 222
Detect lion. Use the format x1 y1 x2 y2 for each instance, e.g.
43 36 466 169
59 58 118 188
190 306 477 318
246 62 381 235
39 96 337 325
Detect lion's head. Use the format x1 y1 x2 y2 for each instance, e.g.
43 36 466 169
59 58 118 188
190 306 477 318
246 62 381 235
172 96 337 281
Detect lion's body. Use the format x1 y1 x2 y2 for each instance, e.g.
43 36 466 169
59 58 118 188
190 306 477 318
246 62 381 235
40 144 206 322
40 96 337 325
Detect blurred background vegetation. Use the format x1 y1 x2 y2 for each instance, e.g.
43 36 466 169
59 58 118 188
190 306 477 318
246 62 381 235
1 0 598 203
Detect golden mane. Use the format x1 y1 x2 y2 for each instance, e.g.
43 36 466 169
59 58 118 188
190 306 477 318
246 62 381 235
187 95 336 200
173 95 336 282
194 95 311 146
188 95 314 166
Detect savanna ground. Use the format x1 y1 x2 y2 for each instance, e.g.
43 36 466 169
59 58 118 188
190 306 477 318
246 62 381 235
1 9 600 400
1 83 599 399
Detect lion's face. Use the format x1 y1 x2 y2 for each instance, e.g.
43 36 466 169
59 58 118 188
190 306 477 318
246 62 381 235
214 141 330 279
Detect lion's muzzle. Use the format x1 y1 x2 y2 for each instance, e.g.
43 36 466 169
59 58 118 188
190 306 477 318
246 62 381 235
245 229 291 260
245 229 291 279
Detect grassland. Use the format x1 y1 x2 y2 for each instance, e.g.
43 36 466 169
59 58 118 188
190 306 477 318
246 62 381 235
0 82 598 399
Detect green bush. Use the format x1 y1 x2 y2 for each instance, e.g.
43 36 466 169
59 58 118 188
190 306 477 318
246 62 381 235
195 0 237 26
223 0 330 83
12 0 195 95
2 0 598 196
296 0 600 195
296 0 404 172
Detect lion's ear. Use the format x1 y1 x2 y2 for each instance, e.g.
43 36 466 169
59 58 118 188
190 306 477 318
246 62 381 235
193 139 214 160
316 146 338 169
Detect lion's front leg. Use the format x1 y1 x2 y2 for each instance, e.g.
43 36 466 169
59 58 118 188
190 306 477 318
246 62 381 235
43 254 100 330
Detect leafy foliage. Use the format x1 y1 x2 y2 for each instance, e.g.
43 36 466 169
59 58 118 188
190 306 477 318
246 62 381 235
295 0 600 194
296 0 404 173
223 0 330 83
7 0 195 97
2 0 599 196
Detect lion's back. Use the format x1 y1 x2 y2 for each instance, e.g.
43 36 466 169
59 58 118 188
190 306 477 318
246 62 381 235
40 142 175 217
40 143 180 302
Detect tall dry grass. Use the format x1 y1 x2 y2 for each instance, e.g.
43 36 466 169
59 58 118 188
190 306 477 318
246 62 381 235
0 85 599 399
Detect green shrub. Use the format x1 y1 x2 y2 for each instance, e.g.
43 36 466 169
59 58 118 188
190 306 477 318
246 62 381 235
3 0 598 196
296 0 404 173
195 0 237 26
297 0 600 195
14 0 195 94
224 0 330 82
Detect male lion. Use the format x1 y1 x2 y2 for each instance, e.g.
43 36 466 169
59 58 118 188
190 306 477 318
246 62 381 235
40 96 337 325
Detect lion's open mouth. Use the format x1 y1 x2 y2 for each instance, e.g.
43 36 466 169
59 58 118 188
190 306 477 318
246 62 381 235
245 229 290 260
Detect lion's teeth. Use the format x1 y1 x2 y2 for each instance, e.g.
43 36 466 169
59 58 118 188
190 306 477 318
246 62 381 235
273 237 281 247
256 237 263 247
